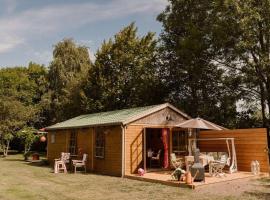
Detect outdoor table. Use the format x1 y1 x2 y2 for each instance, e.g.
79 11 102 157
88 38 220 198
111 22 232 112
185 155 214 171
199 155 214 167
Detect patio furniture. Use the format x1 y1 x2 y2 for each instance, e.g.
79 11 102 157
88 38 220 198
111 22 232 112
177 117 224 151
188 138 237 173
209 154 229 177
199 153 214 167
72 153 88 173
171 167 185 181
150 150 161 168
185 156 194 172
170 153 183 169
190 148 205 182
54 152 70 173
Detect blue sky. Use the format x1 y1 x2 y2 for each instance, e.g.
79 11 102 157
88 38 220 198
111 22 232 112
0 0 167 67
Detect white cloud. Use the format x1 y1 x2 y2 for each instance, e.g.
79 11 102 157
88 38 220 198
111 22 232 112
32 50 52 64
0 34 24 53
0 0 167 54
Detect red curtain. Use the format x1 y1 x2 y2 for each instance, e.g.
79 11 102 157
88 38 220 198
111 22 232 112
162 128 169 168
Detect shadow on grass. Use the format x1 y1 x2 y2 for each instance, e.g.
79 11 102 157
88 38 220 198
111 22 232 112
24 160 51 169
1 158 25 162
0 150 20 155
245 191 270 200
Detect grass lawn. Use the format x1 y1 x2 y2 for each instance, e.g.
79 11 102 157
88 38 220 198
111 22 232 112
0 154 269 200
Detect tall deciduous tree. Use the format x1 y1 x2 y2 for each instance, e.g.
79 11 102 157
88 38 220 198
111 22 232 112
83 23 164 112
48 38 92 122
157 0 242 127
0 64 46 156
213 0 270 127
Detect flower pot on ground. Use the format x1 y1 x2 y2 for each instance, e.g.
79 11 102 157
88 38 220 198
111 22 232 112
32 153 40 160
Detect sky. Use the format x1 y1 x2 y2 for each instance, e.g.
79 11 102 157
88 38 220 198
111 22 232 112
0 0 167 67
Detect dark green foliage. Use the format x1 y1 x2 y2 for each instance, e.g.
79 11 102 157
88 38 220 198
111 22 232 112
48 38 92 122
83 23 165 112
16 126 39 160
0 63 48 155
157 0 242 128
214 0 270 127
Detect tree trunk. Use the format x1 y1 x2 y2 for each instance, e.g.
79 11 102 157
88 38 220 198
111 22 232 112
3 140 10 157
259 82 267 127
265 78 270 127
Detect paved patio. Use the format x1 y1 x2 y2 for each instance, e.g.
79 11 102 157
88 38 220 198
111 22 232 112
125 170 266 189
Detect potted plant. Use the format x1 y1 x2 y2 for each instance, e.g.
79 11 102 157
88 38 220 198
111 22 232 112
172 167 185 181
32 152 40 160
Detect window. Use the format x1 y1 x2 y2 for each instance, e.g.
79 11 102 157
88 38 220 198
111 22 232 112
69 130 77 155
172 130 188 155
51 133 55 143
95 128 105 158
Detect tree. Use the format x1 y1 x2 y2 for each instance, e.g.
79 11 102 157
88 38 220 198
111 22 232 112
157 0 242 128
0 98 35 156
0 64 47 156
210 0 270 127
83 23 164 112
48 38 92 122
16 127 38 160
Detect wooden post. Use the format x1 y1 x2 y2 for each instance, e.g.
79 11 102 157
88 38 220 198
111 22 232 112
92 128 94 171
143 128 147 173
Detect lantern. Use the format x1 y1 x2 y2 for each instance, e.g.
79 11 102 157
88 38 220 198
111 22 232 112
40 135 46 142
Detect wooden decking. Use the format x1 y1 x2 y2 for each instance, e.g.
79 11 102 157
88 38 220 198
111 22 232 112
125 170 267 189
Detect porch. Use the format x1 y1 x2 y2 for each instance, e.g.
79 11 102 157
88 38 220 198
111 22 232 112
125 170 266 189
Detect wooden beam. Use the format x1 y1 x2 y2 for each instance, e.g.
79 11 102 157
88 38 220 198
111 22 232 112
143 128 146 173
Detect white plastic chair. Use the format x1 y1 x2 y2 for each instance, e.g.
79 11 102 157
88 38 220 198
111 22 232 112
54 152 70 173
72 154 88 173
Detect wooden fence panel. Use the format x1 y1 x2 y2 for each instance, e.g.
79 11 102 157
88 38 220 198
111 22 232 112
198 128 269 173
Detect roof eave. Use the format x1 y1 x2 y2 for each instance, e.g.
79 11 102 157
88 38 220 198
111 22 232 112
45 122 123 131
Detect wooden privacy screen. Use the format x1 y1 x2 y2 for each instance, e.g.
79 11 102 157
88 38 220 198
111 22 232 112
198 128 270 173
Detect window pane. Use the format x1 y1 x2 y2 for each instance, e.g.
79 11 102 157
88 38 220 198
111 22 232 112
95 128 105 158
172 130 187 155
69 130 77 154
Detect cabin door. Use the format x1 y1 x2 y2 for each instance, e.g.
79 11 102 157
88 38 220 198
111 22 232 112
144 128 169 171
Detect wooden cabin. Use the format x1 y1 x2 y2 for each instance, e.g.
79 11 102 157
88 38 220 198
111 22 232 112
46 103 193 176
46 103 270 177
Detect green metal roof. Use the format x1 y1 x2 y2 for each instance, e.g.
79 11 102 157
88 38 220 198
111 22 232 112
46 103 190 130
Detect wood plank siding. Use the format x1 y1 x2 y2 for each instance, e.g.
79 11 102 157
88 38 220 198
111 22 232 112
132 107 187 126
93 126 122 176
47 126 122 176
124 125 144 174
47 130 69 162
198 128 270 172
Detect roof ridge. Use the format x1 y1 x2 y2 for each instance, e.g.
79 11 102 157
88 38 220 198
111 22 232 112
80 103 164 116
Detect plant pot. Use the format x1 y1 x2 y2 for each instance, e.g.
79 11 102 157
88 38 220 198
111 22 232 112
177 174 181 181
32 153 40 160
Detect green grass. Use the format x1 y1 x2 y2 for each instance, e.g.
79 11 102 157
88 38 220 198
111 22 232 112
0 154 268 200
